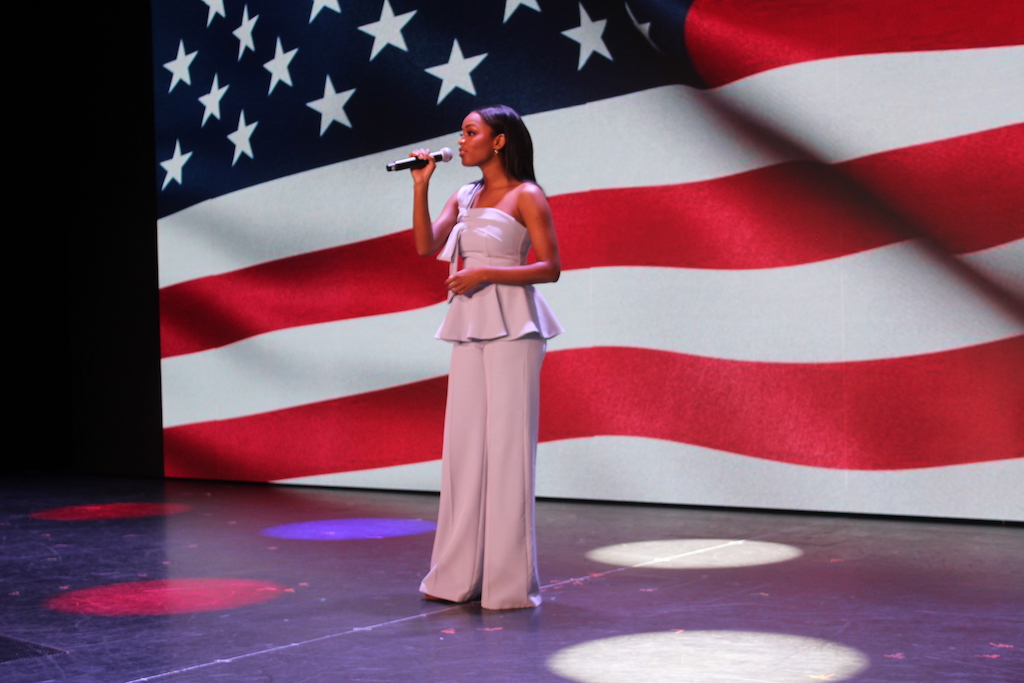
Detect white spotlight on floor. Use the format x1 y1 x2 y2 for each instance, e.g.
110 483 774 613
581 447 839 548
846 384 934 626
585 538 803 569
547 630 870 683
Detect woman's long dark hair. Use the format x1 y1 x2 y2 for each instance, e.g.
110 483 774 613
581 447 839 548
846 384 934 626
475 105 537 183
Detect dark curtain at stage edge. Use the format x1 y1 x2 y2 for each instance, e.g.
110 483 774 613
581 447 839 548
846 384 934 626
65 0 164 478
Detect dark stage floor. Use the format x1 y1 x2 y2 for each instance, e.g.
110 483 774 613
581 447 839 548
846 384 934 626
1 476 1021 682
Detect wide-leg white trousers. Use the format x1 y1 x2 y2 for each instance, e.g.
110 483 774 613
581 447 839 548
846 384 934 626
419 335 546 610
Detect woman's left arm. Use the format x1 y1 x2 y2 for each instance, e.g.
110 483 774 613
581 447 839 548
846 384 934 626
445 184 561 295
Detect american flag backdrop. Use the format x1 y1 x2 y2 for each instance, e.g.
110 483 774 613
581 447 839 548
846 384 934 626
154 0 1024 521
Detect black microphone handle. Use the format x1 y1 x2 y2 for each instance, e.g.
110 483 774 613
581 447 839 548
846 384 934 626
391 157 430 171
386 148 452 172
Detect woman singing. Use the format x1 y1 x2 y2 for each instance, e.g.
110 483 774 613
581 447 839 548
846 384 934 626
408 105 563 610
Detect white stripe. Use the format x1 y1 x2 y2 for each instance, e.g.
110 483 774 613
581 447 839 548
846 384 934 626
279 460 443 492
161 302 452 427
158 46 1024 287
536 438 1024 521
959 238 1024 301
707 46 1024 164
161 239 1023 427
277 437 1024 522
545 239 1024 359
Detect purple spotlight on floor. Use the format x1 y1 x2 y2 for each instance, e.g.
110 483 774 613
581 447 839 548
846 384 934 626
261 518 436 541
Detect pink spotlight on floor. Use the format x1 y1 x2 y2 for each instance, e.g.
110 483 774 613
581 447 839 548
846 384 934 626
30 503 192 521
44 578 286 616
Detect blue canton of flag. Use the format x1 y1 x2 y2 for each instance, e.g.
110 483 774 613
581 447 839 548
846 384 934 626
153 0 689 217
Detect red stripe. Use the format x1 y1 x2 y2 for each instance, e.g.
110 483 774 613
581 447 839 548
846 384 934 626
686 0 1024 87
556 126 1024 270
163 336 1023 481
164 378 447 482
160 233 449 358
159 126 1024 358
844 124 1024 254
553 160 906 272
541 339 1023 471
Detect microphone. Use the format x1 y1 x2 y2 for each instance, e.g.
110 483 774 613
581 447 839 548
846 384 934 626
386 147 453 172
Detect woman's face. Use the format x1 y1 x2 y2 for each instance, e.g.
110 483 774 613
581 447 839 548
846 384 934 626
458 112 502 167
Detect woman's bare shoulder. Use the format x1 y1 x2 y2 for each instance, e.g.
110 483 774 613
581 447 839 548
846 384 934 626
513 181 545 202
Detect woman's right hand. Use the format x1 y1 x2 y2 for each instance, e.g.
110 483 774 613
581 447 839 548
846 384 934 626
409 148 436 185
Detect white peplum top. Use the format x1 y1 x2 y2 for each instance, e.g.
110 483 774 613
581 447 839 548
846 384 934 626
435 183 564 343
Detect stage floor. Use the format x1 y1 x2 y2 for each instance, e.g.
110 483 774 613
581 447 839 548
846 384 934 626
1 475 1021 682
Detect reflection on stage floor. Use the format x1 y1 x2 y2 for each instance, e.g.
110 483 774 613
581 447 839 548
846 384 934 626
2 475 1021 682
